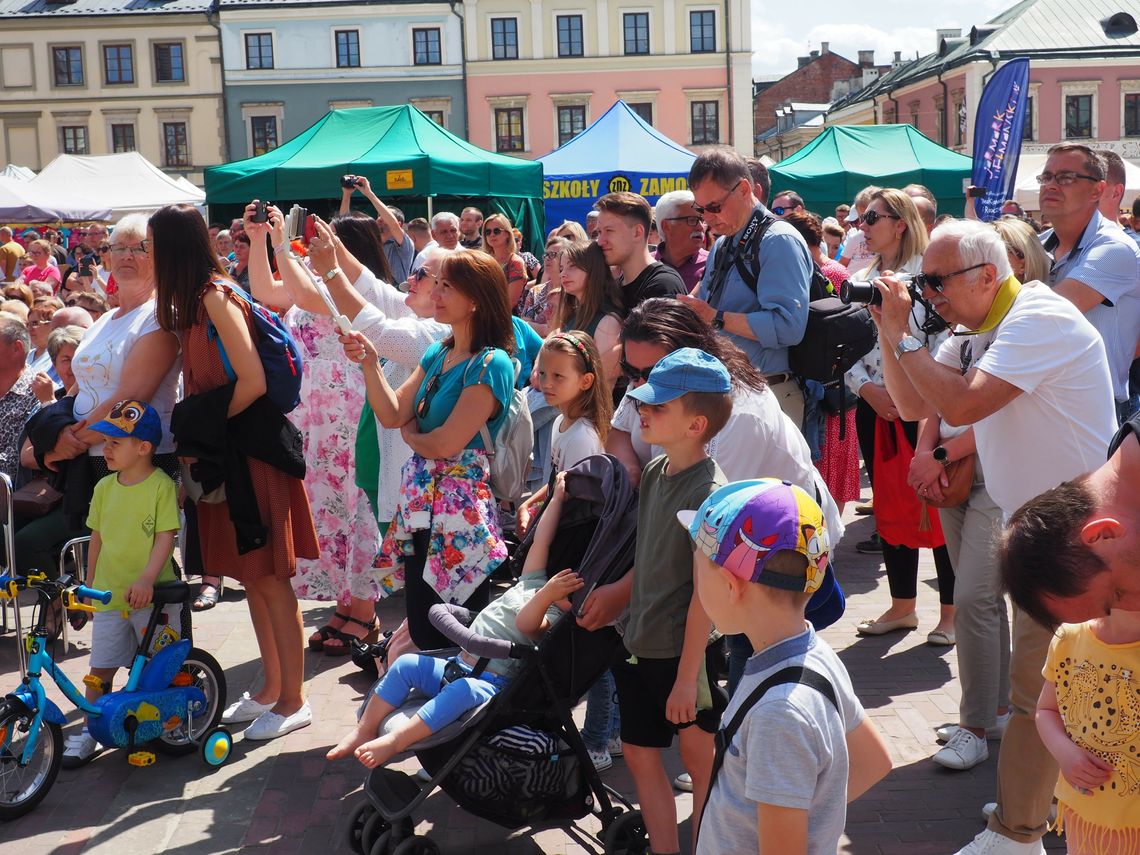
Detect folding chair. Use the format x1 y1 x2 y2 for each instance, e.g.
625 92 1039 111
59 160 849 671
58 535 91 650
0 472 27 674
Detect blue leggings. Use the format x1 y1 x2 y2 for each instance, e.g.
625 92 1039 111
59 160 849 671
375 654 503 734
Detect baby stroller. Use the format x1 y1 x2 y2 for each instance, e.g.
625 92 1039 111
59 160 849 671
343 454 649 855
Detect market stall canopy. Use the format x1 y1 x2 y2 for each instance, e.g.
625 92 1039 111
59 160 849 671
28 152 203 219
537 100 696 228
1 165 35 181
1012 152 1140 211
0 176 111 223
770 124 973 216
205 105 544 252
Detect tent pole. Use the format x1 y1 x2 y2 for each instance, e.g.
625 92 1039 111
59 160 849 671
427 197 434 219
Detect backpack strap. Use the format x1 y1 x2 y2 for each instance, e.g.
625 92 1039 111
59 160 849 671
729 214 778 293
465 348 516 457
204 279 244 384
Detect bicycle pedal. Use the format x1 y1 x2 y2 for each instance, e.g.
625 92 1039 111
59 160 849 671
128 751 156 767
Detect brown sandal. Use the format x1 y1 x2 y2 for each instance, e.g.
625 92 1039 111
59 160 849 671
323 616 379 656
308 611 351 651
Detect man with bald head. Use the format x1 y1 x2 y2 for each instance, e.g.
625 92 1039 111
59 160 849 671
51 305 93 330
0 227 25 283
903 184 937 234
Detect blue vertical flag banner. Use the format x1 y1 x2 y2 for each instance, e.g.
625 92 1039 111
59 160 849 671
971 57 1031 221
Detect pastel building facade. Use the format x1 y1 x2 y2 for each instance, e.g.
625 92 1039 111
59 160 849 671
463 0 752 158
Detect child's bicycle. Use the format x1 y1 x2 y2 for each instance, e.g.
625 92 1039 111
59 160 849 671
0 572 233 820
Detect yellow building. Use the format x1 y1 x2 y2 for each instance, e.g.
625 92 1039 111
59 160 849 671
0 0 224 185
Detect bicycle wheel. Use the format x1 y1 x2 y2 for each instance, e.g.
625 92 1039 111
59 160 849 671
0 699 63 821
153 648 226 756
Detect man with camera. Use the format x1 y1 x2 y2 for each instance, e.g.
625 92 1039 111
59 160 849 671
873 219 1116 855
679 147 812 426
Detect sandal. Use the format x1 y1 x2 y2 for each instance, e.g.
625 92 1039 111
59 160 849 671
308 611 351 651
323 616 380 657
192 582 222 612
351 630 393 675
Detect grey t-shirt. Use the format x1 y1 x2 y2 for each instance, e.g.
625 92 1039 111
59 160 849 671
697 626 866 855
385 235 416 284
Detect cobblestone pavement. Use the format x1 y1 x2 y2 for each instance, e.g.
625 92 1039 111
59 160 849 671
1 500 1064 854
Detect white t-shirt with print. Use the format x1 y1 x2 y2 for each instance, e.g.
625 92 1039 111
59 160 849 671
934 281 1116 517
551 415 603 474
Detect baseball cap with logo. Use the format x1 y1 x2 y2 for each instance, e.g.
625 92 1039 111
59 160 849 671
677 479 829 593
88 399 163 447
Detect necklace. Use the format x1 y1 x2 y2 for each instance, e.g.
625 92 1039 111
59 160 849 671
442 348 471 372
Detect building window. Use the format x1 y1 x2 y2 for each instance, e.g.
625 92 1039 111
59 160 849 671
52 46 83 86
60 126 88 154
424 110 445 126
629 102 653 125
110 124 135 152
103 44 133 85
1126 93 1140 137
154 43 185 82
952 99 965 146
557 15 584 58
250 116 278 156
163 121 190 167
1065 94 1093 138
691 100 719 144
245 33 274 70
557 105 586 146
413 28 442 65
623 13 649 55
1022 96 1035 141
335 30 360 68
491 18 518 60
689 11 715 53
494 108 524 152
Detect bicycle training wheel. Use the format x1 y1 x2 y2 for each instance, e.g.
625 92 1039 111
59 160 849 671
153 647 226 756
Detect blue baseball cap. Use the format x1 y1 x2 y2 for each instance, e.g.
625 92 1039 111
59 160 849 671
89 399 163 447
625 347 731 406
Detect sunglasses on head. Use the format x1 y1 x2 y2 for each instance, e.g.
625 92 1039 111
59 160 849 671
484 227 506 237
620 359 655 383
913 263 988 294
692 179 742 216
860 210 900 227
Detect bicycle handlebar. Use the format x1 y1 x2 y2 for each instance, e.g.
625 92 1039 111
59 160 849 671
0 574 112 604
74 585 112 605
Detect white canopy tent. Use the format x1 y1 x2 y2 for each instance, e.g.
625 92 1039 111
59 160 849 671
1012 152 1140 211
0 176 111 223
27 152 204 219
0 164 35 181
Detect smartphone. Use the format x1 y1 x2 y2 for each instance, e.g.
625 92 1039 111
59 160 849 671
77 254 95 277
966 186 987 198
286 205 309 240
341 175 358 189
252 201 269 223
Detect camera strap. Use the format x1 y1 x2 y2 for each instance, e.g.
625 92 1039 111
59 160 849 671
706 207 776 308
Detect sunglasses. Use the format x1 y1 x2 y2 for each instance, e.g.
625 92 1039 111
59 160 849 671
663 216 703 228
620 359 655 383
409 267 430 282
416 373 441 419
913 263 988 294
484 227 506 237
860 210 900 227
98 245 111 253
692 179 742 216
1035 171 1099 187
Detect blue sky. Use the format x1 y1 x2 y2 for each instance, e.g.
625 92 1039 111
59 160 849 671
752 1 1022 77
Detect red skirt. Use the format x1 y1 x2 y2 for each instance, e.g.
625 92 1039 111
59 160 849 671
816 410 861 503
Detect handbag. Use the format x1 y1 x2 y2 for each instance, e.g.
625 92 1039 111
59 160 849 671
12 477 64 517
872 418 945 549
922 451 976 509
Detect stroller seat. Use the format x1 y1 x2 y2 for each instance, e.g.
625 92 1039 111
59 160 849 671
377 691 496 752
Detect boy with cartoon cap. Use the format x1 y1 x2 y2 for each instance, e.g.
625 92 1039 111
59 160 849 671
683 478 892 854
62 399 182 768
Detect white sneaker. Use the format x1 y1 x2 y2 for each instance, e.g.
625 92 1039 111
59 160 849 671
673 772 693 792
933 728 989 770
62 730 103 768
221 692 274 724
588 747 613 771
607 736 623 758
954 829 1045 854
937 711 1012 744
244 703 313 740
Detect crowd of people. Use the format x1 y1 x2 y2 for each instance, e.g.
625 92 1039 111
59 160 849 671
3 140 1140 854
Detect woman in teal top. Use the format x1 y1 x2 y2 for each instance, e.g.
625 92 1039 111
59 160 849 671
343 250 515 654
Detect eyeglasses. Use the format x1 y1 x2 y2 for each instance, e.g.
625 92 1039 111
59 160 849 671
663 216 703 228
542 249 561 259
416 373 441 419
692 180 742 216
620 359 655 383
109 242 149 257
1035 171 1100 187
913 263 989 294
29 319 51 328
859 210 900 227
484 227 506 237
98 245 111 253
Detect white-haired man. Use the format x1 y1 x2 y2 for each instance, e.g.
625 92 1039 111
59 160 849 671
412 212 460 269
653 190 708 293
875 219 1117 855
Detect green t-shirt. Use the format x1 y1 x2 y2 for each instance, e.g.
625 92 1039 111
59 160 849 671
415 343 514 451
624 454 725 658
355 400 380 495
86 468 180 611
469 573 564 678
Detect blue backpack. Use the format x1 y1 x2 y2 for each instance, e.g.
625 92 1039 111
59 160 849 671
206 283 304 413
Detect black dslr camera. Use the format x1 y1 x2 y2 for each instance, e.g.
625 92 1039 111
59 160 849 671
341 174 362 189
839 275 948 336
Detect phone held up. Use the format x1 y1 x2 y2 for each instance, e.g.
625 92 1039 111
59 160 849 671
286 205 309 240
252 200 270 223
341 174 363 189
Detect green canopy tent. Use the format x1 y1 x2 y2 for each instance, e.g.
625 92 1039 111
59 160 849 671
769 124 972 217
204 105 545 254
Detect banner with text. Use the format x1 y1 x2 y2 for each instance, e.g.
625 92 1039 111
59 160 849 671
971 57 1030 221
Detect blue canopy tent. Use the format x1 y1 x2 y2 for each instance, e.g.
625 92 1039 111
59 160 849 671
537 101 696 229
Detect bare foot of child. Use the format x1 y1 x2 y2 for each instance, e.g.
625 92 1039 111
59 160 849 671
327 724 375 760
355 734 400 769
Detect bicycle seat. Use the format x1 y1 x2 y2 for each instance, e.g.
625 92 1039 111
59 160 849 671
151 581 191 606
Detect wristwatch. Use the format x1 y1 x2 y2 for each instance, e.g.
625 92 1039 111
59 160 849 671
932 445 950 466
712 310 725 331
322 266 341 283
894 334 924 359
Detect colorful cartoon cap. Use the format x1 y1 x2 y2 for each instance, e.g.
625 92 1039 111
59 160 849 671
88 399 163 447
677 479 829 593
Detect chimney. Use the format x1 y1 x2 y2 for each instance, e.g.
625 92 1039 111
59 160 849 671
935 27 961 50
893 50 903 65
821 41 830 54
797 55 810 68
857 49 874 68
809 49 819 61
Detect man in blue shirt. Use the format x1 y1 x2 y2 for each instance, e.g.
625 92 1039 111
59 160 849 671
1039 144 1140 423
680 148 812 427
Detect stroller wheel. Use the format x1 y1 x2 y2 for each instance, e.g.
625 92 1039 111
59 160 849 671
392 835 441 855
344 801 378 855
362 812 393 854
603 809 649 855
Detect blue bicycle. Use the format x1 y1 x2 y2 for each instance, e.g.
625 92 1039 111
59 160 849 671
0 573 232 820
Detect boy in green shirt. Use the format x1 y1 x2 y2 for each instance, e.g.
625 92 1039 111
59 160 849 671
63 399 181 768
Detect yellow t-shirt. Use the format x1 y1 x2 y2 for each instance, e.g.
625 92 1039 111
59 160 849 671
1043 622 1140 845
86 468 180 611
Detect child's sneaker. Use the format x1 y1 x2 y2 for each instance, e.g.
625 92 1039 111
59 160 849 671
62 730 103 768
588 746 613 771
607 736 623 758
673 772 693 792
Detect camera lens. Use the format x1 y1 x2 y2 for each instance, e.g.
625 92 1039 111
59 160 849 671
839 280 881 307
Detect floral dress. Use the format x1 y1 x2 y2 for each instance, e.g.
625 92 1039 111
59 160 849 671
286 286 382 602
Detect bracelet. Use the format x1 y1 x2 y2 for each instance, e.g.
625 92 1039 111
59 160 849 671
272 242 290 255
322 267 342 282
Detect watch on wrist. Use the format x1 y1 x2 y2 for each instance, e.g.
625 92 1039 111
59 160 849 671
322 267 341 282
932 445 950 465
712 310 725 331
894 334 923 359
